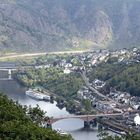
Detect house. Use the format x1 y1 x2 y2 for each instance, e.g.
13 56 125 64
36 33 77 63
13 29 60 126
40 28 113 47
92 79 106 89
64 68 71 74
77 90 84 99
65 63 72 68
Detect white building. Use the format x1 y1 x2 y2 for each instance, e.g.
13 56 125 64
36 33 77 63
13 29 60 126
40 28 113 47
64 68 71 74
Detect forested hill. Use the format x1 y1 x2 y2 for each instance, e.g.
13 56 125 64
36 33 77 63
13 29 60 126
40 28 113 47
88 63 140 97
0 94 72 140
1 0 140 52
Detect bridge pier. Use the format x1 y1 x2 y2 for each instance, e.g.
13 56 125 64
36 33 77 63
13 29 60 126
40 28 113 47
98 123 103 130
84 119 97 129
46 123 52 128
8 70 12 80
8 69 12 75
84 121 90 129
90 119 97 127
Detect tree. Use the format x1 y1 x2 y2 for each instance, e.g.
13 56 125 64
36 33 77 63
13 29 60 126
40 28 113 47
27 105 46 125
0 94 73 140
82 99 92 113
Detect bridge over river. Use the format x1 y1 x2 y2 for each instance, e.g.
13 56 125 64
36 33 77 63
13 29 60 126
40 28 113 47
45 113 140 134
0 65 47 81
45 113 123 129
0 68 17 80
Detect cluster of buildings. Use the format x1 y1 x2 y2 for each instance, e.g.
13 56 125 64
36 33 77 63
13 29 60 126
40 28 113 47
77 79 106 100
108 89 140 111
77 86 94 100
77 79 140 113
108 90 131 105
34 48 140 112
34 48 140 77
93 100 119 114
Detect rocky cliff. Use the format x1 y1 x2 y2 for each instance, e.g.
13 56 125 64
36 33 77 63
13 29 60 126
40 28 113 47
0 0 140 52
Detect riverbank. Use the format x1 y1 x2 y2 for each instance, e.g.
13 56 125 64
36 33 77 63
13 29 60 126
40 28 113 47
23 86 93 116
0 78 102 140
13 66 97 115
0 93 73 140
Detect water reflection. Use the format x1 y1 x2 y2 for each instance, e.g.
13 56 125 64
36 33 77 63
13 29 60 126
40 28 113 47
52 119 84 131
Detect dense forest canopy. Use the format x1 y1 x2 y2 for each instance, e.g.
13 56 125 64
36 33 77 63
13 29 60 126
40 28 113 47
15 67 84 99
88 63 140 96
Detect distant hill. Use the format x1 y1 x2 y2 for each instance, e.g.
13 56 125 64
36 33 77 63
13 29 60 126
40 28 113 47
0 0 140 52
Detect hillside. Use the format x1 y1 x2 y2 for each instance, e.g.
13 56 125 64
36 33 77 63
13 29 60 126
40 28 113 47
0 94 72 140
0 0 140 52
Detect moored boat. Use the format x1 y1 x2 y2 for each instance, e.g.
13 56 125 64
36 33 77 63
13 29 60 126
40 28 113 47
26 89 50 101
43 95 51 101
56 129 68 136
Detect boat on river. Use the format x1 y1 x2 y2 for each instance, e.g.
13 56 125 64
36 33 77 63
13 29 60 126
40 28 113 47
56 129 68 136
26 89 50 101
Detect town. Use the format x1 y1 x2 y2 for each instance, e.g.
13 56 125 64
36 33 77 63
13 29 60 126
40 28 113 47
12 48 140 134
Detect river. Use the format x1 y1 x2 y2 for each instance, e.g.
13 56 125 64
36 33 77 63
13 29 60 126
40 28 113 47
0 70 103 140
